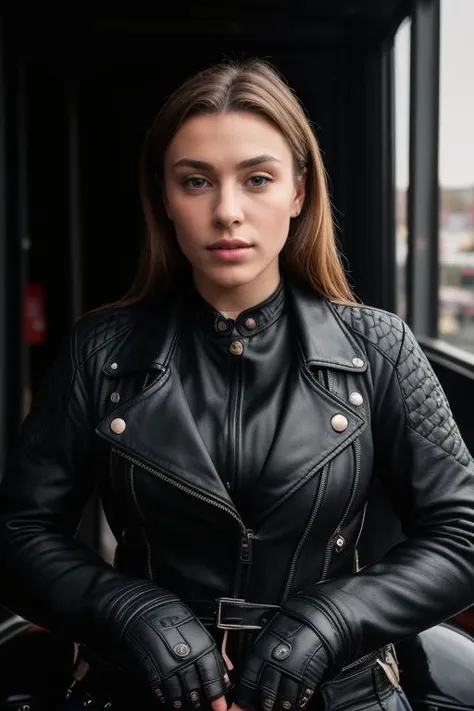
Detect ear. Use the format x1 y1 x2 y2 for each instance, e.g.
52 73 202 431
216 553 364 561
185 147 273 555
292 168 306 217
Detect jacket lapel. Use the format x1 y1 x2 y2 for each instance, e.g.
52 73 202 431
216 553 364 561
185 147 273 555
95 280 368 517
244 365 366 524
239 281 369 523
286 278 368 372
96 364 233 507
96 296 235 509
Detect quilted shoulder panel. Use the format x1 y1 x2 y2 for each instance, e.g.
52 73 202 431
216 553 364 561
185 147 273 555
335 304 471 466
396 325 470 465
335 304 404 363
73 307 135 367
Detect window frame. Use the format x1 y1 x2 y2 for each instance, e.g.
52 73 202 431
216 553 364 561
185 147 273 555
395 0 474 373
406 0 440 338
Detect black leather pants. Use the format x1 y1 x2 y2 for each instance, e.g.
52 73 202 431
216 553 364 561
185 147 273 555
316 648 412 711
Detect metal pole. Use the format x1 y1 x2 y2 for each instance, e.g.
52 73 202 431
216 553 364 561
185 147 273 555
407 0 440 337
379 41 396 313
0 17 6 475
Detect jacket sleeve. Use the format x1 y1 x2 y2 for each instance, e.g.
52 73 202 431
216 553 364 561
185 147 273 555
0 320 138 639
291 316 474 670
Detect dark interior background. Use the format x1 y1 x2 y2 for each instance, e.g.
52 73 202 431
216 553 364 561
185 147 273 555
1 0 474 661
2 1 473 466
2 1 407 389
4 0 473 468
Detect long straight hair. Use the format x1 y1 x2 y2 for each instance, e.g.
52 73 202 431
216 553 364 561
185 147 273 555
115 59 356 306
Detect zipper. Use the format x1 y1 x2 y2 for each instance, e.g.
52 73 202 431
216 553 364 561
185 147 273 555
234 528 254 598
322 369 331 392
108 448 120 499
338 647 400 688
240 529 253 564
227 353 248 597
112 447 252 595
113 447 244 528
353 499 368 573
281 464 330 603
326 370 334 392
339 650 380 675
320 438 361 580
228 356 243 493
129 463 154 580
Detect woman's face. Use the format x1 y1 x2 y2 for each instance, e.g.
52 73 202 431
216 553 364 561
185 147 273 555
163 111 305 298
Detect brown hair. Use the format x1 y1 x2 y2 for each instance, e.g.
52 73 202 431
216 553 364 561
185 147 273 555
117 58 356 306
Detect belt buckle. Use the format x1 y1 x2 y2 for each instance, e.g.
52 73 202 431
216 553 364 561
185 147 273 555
216 597 262 631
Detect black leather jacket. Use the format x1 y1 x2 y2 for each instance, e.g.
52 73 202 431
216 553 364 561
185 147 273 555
1 277 474 697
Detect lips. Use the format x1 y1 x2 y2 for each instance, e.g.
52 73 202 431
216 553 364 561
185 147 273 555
208 239 251 250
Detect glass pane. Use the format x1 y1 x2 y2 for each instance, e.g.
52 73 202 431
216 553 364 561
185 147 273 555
439 0 474 353
394 18 411 321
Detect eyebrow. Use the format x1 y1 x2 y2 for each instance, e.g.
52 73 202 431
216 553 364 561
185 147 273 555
172 155 281 171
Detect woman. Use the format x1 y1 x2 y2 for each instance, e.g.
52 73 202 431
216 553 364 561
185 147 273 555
0 58 473 711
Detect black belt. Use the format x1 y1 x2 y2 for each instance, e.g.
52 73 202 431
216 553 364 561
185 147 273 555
186 597 280 630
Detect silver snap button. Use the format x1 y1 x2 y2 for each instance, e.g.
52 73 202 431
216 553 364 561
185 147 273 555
173 643 191 657
335 535 346 551
110 362 118 371
349 391 363 406
282 702 292 710
216 320 227 332
110 418 126 434
272 643 292 660
352 357 364 368
229 340 244 356
331 414 348 432
244 317 257 330
110 392 121 404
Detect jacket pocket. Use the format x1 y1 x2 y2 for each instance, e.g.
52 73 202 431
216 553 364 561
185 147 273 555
319 646 400 711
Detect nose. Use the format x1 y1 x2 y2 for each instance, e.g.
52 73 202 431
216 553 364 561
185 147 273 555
213 184 244 228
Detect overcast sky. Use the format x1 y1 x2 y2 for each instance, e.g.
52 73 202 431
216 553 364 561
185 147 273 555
395 0 474 189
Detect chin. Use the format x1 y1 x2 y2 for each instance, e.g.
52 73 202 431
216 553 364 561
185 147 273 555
201 265 265 290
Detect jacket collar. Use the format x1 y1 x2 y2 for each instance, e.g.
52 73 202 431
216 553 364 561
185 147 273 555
102 278 367 377
102 297 180 377
286 278 367 372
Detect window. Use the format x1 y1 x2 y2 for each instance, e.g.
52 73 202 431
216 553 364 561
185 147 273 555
394 18 411 321
438 0 474 354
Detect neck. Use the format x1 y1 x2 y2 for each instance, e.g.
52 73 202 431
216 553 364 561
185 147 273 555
193 266 281 320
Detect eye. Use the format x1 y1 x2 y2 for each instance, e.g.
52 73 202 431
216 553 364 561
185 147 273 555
248 175 272 188
183 176 210 190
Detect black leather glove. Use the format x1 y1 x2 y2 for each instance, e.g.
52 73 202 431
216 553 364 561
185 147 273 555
93 581 231 708
234 597 333 711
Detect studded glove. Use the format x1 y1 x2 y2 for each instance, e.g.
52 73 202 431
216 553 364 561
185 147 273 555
234 595 339 711
93 580 231 708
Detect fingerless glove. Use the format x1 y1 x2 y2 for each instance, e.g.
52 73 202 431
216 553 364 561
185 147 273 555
93 581 231 708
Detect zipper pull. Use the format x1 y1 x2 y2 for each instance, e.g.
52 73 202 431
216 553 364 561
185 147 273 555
376 658 401 691
240 529 253 564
